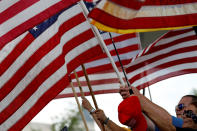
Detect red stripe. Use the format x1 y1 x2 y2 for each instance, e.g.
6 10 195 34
0 0 80 50
163 28 194 39
0 54 65 124
110 0 144 10
129 56 197 84
0 0 39 24
8 75 70 131
89 8 197 29
144 0 197 5
127 43 197 74
0 33 34 76
0 13 85 101
86 44 139 63
70 78 121 86
7 39 102 131
104 33 137 45
135 69 197 90
75 59 130 78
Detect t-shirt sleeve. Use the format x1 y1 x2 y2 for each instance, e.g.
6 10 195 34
154 116 183 131
172 116 183 127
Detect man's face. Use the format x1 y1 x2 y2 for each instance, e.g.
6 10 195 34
176 96 193 118
182 105 197 129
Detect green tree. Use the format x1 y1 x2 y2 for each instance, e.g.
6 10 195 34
51 109 83 131
193 89 197 96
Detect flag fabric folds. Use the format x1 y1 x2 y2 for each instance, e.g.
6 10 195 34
57 32 141 98
0 4 102 131
0 0 79 50
126 27 197 89
89 0 197 34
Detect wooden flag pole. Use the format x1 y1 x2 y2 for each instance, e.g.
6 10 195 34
74 71 105 131
81 64 98 109
74 70 85 98
70 81 89 131
79 0 125 87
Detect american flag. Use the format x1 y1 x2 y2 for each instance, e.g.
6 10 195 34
126 27 197 89
0 4 102 131
0 0 79 50
57 32 141 98
89 0 197 34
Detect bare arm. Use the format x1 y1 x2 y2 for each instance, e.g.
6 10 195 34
95 109 127 131
131 87 176 131
81 97 105 131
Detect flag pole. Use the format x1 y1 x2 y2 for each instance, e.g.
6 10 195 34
78 0 125 87
74 70 85 98
74 70 105 131
70 80 89 131
81 64 98 109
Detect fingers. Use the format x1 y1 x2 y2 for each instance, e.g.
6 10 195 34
119 87 130 99
131 86 140 95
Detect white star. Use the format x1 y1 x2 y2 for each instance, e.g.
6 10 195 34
33 26 38 31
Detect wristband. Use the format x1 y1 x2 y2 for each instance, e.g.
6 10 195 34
89 108 96 114
103 117 109 125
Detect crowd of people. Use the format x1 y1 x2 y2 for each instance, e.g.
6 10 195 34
81 85 197 131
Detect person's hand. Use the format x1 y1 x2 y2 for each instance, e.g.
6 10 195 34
119 85 131 99
81 96 93 112
95 109 107 123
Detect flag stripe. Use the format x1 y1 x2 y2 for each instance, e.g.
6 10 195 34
0 19 96 122
126 27 197 89
0 0 19 13
0 12 87 100
0 4 102 130
88 1 197 33
0 0 39 24
0 0 79 50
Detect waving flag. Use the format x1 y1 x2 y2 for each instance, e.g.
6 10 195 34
57 32 141 98
0 0 79 50
89 0 197 34
126 27 197 89
0 4 102 131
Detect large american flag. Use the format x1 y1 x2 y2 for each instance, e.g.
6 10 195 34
0 4 102 131
126 27 197 89
0 0 79 50
57 32 141 98
89 0 197 34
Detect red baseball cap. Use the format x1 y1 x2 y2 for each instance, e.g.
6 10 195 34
118 96 147 131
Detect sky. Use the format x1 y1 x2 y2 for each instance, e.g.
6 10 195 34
30 73 197 131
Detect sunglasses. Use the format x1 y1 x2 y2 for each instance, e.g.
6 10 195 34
175 104 186 111
183 110 197 123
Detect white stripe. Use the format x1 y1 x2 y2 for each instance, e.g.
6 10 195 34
0 32 28 63
127 41 197 79
0 63 67 130
130 30 194 63
127 35 196 68
0 5 82 88
136 2 197 17
71 72 123 81
0 28 99 130
155 30 195 46
75 50 139 71
0 19 93 113
0 7 99 131
58 83 120 95
0 0 19 13
97 0 138 19
132 62 197 88
107 38 138 51
0 0 61 37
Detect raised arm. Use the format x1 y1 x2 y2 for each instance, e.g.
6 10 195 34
131 87 176 131
81 97 105 131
